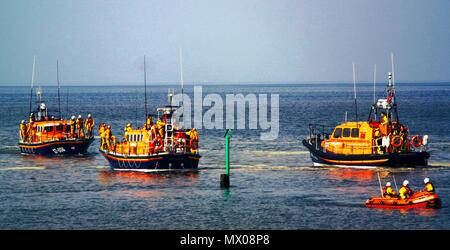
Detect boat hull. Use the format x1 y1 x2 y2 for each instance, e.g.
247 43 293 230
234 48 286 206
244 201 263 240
19 138 94 156
302 139 430 168
365 191 441 209
100 150 201 172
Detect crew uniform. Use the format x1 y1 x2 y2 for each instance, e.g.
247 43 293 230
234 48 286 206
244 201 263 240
423 178 435 193
20 120 27 142
85 114 95 138
76 115 84 138
382 182 396 198
70 116 77 138
399 180 414 199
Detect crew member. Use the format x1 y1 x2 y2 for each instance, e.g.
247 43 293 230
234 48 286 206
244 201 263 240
76 115 84 138
145 115 153 130
423 178 435 193
27 120 36 142
374 128 382 154
156 117 165 138
105 125 112 150
399 180 414 199
382 182 396 198
70 116 76 138
85 114 95 138
20 120 27 142
124 123 133 139
186 128 199 154
380 112 388 135
99 123 106 149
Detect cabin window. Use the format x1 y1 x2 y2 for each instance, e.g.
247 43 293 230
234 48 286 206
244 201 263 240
55 125 63 132
343 128 351 137
351 128 359 138
127 135 131 142
44 126 53 132
333 128 342 138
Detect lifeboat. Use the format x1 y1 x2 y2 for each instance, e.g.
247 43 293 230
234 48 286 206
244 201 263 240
99 89 201 172
18 59 94 156
302 67 430 168
365 191 441 209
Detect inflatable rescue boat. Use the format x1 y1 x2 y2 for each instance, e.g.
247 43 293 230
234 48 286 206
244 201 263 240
365 191 441 209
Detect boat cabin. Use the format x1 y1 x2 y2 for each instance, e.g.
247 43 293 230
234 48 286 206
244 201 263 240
322 121 375 155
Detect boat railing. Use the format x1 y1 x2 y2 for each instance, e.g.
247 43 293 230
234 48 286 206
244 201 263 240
107 138 199 157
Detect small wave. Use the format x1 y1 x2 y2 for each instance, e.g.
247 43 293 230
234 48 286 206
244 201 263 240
428 162 450 167
94 166 110 169
248 150 310 156
0 166 46 171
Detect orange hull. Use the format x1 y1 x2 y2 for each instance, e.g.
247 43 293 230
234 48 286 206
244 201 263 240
365 191 441 209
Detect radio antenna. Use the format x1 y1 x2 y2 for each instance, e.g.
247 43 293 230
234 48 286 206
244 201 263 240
144 55 148 117
29 55 36 115
352 62 358 125
57 60 61 119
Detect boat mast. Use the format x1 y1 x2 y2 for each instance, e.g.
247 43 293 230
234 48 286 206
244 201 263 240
373 64 377 104
57 60 61 119
29 55 36 115
179 47 185 128
144 55 148 117
352 62 358 125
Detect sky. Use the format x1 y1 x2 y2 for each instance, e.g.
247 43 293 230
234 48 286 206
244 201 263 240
0 0 449 85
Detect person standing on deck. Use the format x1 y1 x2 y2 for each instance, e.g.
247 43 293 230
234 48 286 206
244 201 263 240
69 116 76 138
105 125 112 150
20 120 27 142
380 112 388 136
156 117 165 139
76 115 85 138
99 123 106 149
85 114 95 138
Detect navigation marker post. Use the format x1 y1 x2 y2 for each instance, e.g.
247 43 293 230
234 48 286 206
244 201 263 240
221 129 232 188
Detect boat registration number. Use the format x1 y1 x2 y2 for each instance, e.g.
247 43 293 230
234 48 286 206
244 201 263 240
53 147 66 154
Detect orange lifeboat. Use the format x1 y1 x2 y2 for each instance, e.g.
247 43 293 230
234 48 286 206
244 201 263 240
365 191 441 209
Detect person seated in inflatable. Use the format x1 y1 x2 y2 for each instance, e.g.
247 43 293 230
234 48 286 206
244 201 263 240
399 180 414 199
423 177 435 193
382 182 397 198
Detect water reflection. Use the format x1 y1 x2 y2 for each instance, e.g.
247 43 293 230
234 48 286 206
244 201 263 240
98 170 199 186
326 168 390 182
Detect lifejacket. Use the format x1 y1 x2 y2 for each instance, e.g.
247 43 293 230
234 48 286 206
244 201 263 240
399 185 414 199
85 117 94 129
424 182 435 193
76 118 84 128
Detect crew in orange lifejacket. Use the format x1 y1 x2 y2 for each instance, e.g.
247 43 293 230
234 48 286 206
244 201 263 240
99 123 106 149
20 120 27 142
27 120 36 142
374 128 382 154
186 128 199 153
144 115 153 130
76 115 85 138
399 180 414 199
383 182 397 198
380 112 388 136
105 125 112 150
423 178 435 193
85 114 95 138
70 116 76 138
156 118 165 138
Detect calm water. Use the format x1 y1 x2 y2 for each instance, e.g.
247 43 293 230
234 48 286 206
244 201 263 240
0 83 449 229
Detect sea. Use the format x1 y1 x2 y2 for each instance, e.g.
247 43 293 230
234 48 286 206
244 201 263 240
0 83 449 229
